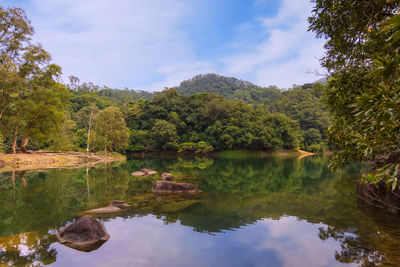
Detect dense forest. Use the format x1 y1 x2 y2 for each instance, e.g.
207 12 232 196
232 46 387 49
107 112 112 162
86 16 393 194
0 6 331 154
177 73 282 104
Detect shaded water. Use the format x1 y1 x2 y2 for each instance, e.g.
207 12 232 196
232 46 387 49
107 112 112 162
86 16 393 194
1 154 400 266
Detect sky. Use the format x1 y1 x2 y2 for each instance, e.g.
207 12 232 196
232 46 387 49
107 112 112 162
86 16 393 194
3 0 325 91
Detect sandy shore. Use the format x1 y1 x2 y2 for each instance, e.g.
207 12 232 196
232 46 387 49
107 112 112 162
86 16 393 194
0 152 126 173
272 149 315 159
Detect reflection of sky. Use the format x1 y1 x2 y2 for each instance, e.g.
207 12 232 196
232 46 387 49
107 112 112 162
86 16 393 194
50 215 354 267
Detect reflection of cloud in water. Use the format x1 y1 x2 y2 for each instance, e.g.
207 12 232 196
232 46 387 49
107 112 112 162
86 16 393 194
51 215 281 267
255 216 356 267
49 215 354 267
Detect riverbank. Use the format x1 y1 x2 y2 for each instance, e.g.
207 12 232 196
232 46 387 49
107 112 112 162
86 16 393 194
0 152 126 173
128 149 316 159
273 149 315 159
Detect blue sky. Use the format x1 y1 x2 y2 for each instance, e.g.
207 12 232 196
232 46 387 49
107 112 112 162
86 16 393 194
3 0 325 90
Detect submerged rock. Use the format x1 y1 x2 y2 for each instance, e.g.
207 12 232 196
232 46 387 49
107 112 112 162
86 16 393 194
84 200 129 214
161 173 174 181
142 168 157 175
131 171 146 177
110 200 129 208
132 168 157 177
56 216 109 252
152 180 200 194
85 205 122 214
357 179 400 214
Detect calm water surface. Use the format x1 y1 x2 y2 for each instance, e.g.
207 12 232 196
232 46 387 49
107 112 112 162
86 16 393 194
1 153 400 266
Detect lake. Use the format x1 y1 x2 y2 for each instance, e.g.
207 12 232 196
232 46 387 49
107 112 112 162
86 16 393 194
1 153 400 266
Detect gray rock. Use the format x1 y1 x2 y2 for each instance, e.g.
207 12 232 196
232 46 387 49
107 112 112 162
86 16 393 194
153 180 200 194
56 215 109 252
132 168 157 176
161 173 174 181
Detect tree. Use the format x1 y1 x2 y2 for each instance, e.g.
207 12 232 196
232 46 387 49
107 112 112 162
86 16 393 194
0 7 33 121
75 104 98 152
264 113 302 149
308 1 400 184
150 120 179 150
48 110 76 151
92 106 129 152
0 7 69 153
17 64 69 152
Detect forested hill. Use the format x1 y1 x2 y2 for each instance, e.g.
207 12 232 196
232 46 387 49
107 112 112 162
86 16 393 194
0 2 331 155
71 73 324 107
177 73 281 104
65 75 331 153
67 81 153 106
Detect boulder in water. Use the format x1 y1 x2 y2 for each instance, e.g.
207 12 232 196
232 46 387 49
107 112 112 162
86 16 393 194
152 180 200 194
142 168 157 175
132 168 157 177
161 173 174 181
56 215 109 251
85 205 122 214
84 200 129 214
110 200 129 208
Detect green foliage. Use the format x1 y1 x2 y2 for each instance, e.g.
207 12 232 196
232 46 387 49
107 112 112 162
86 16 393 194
150 120 179 150
0 5 332 154
92 106 129 151
304 128 322 147
125 89 305 151
129 129 150 151
307 143 327 153
0 7 72 152
272 82 331 149
178 141 214 153
309 0 400 186
48 110 77 151
177 73 281 104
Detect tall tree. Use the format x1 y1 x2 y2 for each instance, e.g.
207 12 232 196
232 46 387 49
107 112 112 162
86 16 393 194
0 7 69 153
0 7 33 121
309 1 400 183
150 119 179 151
92 106 129 152
75 104 98 152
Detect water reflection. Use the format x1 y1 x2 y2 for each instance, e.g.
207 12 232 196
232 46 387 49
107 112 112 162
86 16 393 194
0 155 399 266
51 215 346 267
0 232 56 266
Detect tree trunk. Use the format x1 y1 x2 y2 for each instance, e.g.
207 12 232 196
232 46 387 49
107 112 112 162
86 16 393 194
86 111 93 153
20 135 29 153
11 126 18 154
0 91 9 122
10 171 15 200
86 125 91 152
18 171 27 189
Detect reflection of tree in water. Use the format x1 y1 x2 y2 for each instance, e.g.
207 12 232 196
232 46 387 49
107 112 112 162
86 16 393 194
316 200 400 266
318 226 384 266
0 232 57 266
1 156 400 266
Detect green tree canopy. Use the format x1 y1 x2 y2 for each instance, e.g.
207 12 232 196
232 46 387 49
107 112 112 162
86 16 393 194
92 106 129 152
309 0 400 185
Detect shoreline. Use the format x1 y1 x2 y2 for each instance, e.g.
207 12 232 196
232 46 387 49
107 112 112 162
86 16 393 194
0 152 126 173
0 149 320 173
128 149 317 159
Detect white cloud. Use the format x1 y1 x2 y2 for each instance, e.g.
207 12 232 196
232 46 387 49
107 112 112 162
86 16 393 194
258 217 347 267
8 0 325 90
222 0 325 88
22 0 202 90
